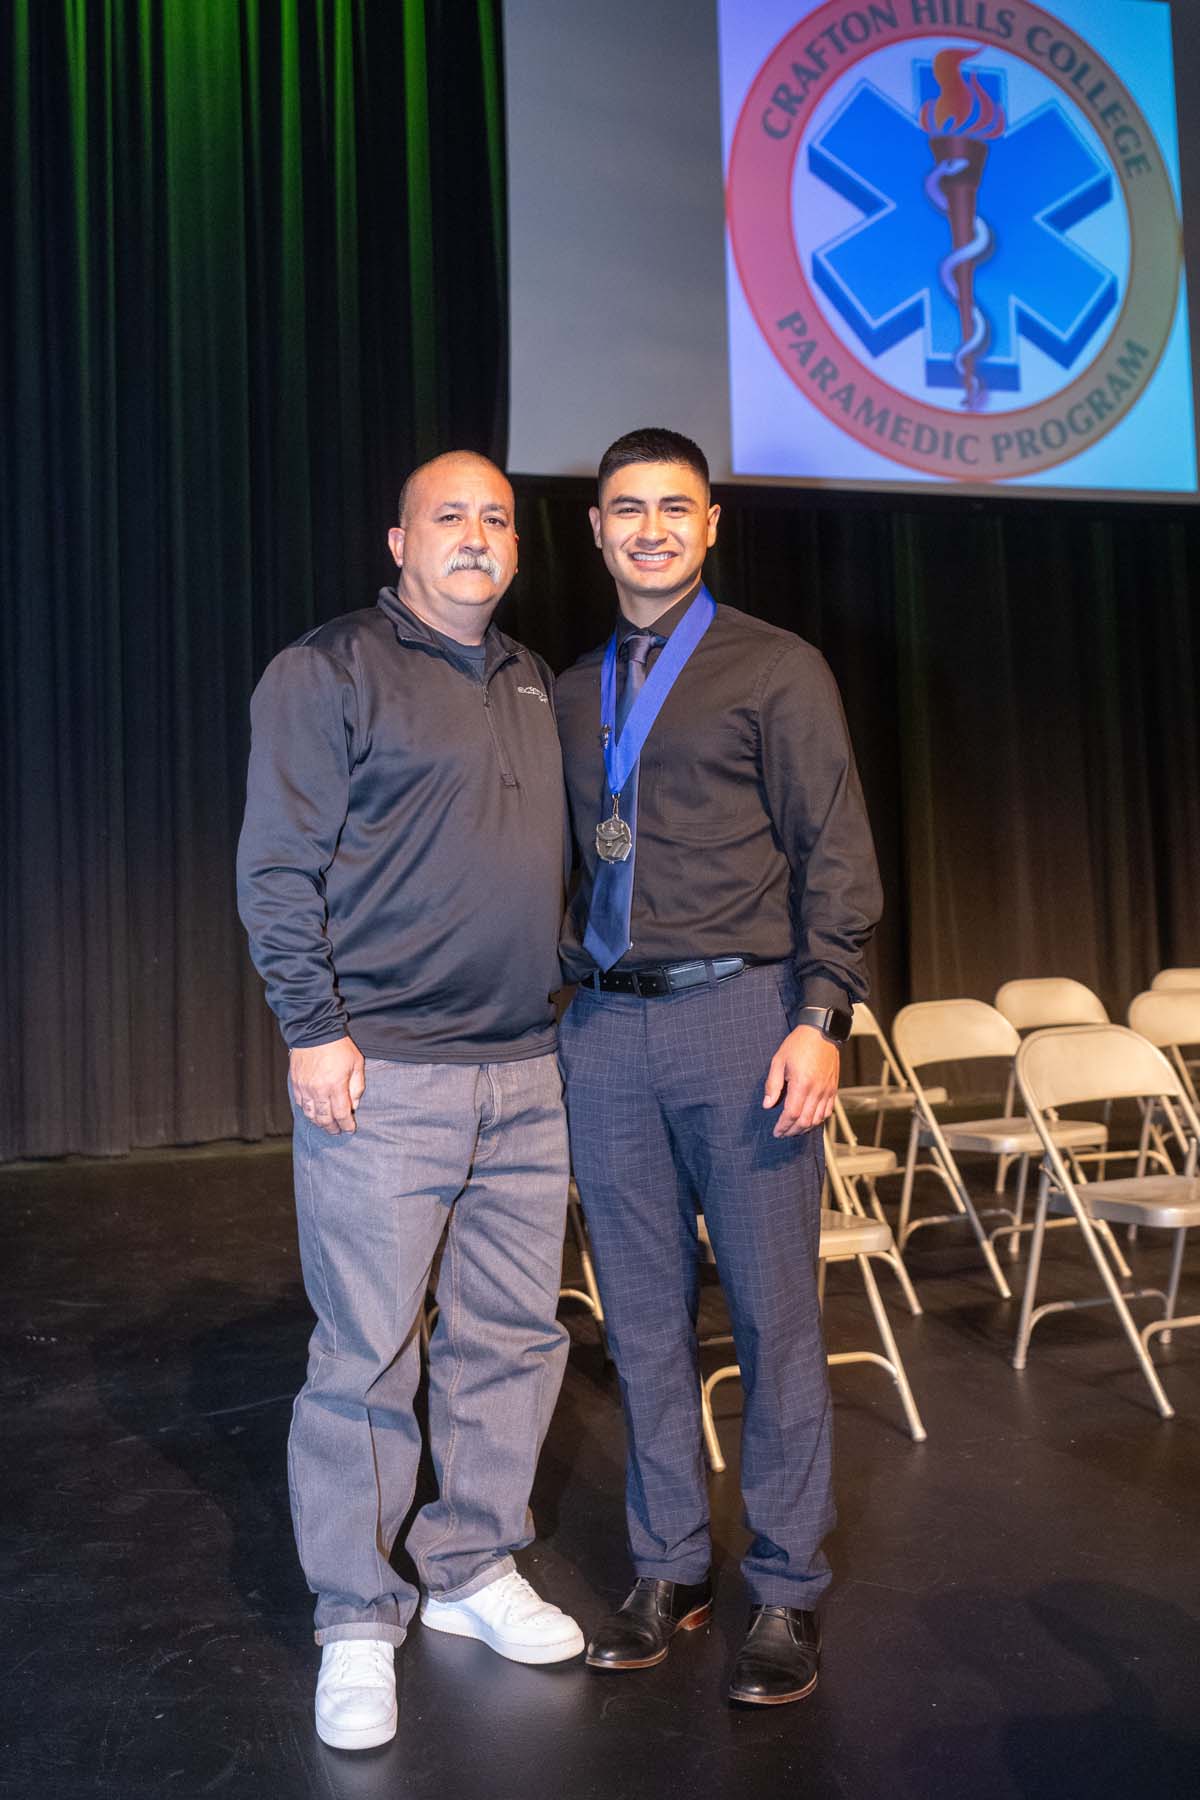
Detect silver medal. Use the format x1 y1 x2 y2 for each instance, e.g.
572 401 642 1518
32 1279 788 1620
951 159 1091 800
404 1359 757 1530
595 794 633 863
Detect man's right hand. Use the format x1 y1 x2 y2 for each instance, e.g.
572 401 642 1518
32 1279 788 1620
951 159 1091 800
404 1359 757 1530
289 1036 366 1135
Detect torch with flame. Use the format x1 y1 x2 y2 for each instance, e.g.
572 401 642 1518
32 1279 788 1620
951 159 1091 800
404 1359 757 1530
921 48 1006 409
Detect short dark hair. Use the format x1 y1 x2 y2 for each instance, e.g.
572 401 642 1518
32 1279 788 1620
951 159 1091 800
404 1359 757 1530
597 428 710 495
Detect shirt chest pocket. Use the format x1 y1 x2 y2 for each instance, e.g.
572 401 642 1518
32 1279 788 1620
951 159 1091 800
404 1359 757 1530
641 711 760 838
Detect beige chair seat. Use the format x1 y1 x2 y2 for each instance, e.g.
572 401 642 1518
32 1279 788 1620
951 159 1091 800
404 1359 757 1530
702 1206 899 1260
938 1115 1107 1156
830 1145 898 1179
841 1083 948 1112
697 1207 926 1458
1047 1172 1200 1230
819 1209 892 1257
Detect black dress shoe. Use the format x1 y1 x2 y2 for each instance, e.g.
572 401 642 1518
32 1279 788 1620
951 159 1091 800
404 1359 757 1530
728 1605 821 1705
585 1576 713 1670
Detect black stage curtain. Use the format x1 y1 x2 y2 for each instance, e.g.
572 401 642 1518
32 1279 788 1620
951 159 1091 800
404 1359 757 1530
3 4 1198 1160
2 0 506 1159
506 486 1200 1037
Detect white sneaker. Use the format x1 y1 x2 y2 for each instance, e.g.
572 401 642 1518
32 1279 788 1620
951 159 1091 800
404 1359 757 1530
314 1639 397 1750
420 1570 585 1665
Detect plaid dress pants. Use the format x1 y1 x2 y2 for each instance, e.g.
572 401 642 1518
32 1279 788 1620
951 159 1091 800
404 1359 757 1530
559 962 834 1607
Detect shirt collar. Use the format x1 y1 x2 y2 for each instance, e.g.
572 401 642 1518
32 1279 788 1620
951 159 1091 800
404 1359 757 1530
376 585 516 674
616 581 706 645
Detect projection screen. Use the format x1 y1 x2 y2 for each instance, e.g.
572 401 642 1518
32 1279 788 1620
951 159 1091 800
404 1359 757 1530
504 0 1200 499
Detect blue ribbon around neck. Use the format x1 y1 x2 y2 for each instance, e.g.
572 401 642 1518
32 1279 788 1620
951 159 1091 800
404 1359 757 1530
600 587 716 797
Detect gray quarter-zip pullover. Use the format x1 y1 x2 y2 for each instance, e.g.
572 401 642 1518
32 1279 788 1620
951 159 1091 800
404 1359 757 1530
237 588 566 1062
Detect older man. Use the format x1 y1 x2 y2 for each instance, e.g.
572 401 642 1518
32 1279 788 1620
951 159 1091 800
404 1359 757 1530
237 452 582 1752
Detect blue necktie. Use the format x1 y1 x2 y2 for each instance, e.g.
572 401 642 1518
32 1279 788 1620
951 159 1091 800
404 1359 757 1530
583 631 657 972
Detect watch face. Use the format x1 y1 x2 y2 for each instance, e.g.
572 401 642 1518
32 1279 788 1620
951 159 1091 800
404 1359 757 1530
828 1007 853 1044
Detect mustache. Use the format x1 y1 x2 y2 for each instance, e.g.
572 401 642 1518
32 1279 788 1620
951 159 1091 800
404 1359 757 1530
443 549 502 582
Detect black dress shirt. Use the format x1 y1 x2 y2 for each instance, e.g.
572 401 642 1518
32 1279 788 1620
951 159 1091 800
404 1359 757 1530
555 594 882 1010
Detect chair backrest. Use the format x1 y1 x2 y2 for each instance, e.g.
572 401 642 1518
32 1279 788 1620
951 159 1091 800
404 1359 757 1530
893 999 1020 1071
994 977 1108 1030
848 1001 882 1041
845 999 908 1089
1128 988 1200 1050
1017 1024 1184 1113
1151 967 1200 992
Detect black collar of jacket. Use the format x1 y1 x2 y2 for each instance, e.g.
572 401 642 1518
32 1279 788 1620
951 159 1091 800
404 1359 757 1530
376 586 520 679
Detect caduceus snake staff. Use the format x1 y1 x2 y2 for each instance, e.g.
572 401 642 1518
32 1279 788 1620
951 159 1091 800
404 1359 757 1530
921 47 1006 410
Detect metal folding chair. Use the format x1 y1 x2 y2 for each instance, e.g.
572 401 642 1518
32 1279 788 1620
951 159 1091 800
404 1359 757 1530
995 977 1108 1032
892 1000 1111 1300
824 1110 922 1316
836 1002 947 1147
1150 968 1200 991
992 978 1137 1190
1128 989 1200 1158
994 980 1108 1142
697 1211 926 1472
1014 1024 1200 1419
1143 977 1200 1101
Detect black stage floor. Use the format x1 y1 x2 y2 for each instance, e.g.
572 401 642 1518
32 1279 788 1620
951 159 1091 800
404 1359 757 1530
1 1141 1198 1800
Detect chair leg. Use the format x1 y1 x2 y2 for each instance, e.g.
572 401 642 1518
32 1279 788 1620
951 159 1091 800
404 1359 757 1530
856 1255 926 1442
1013 1167 1050 1372
1148 1113 1173 1177
842 1175 868 1220
565 1191 611 1360
898 1112 1007 1293
701 1365 745 1475
1012 1167 1178 1417
994 1070 1018 1197
1135 1101 1152 1180
1005 1155 1030 1258
898 1110 920 1246
881 1246 922 1317
906 1133 1011 1298
1094 1217 1133 1282
699 1375 726 1474
568 1193 604 1316
953 1172 1013 1301
1070 1204 1176 1419
1159 1228 1188 1348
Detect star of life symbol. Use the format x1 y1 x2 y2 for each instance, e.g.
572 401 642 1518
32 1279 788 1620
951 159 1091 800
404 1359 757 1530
724 0 1184 484
810 48 1118 410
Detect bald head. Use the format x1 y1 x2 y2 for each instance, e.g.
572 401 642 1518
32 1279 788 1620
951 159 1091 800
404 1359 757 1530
397 451 511 527
387 451 518 645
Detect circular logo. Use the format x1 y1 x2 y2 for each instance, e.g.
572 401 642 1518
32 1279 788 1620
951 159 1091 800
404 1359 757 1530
726 0 1182 481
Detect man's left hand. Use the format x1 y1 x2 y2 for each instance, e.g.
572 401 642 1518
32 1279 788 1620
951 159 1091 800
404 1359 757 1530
763 1025 840 1138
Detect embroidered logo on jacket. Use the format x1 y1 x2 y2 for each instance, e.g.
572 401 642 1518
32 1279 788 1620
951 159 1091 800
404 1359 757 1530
517 685 550 704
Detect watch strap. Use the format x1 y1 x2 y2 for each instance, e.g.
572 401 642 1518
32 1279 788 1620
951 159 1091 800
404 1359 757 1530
794 1003 853 1044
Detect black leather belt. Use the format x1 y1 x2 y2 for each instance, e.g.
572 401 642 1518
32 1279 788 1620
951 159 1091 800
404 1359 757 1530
582 956 750 998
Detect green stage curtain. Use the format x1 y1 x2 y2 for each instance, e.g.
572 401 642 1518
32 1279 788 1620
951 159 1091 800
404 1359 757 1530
1 0 506 1156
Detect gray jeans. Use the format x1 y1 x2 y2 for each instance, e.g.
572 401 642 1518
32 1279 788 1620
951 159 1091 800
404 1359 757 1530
287 1053 570 1645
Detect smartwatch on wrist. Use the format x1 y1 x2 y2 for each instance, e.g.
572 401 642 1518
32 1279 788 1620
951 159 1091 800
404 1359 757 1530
794 1004 853 1045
